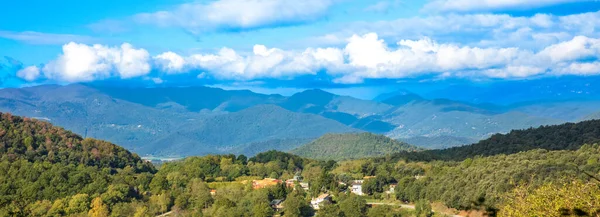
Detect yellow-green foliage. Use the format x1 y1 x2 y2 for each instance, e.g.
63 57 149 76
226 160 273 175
499 180 600 217
207 181 245 189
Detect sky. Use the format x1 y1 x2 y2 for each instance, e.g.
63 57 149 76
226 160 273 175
1 0 600 98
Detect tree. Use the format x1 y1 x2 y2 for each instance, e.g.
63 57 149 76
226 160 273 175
133 206 150 217
101 184 130 206
252 200 274 217
48 199 66 216
187 178 213 210
283 192 312 217
237 155 248 165
499 180 600 217
66 194 90 215
339 194 367 217
362 177 385 195
317 201 341 217
270 183 288 200
26 200 52 217
367 205 402 217
150 194 172 214
415 199 432 217
88 197 109 217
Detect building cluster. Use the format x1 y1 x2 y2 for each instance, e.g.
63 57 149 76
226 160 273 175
207 174 398 212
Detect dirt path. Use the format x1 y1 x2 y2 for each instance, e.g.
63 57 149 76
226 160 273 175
155 211 173 217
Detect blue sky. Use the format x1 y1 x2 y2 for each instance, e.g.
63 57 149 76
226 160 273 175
1 0 600 97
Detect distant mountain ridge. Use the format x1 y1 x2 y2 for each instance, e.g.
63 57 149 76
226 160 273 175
0 83 598 156
142 104 359 156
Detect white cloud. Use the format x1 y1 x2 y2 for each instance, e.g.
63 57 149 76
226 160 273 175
154 44 345 80
422 0 585 13
557 62 600 75
133 0 335 34
16 66 41 81
321 10 600 50
0 31 96 45
154 51 186 73
148 33 600 83
42 42 151 82
538 36 600 62
31 33 600 84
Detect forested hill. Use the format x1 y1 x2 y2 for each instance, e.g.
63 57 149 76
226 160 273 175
0 112 154 172
0 113 157 216
392 119 600 161
291 132 421 160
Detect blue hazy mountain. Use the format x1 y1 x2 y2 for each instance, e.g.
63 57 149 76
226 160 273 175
0 83 598 156
424 76 600 105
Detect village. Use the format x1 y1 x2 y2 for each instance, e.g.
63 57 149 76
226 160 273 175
207 174 400 213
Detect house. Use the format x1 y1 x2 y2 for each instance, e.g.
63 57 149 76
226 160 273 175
293 174 303 182
351 180 364 195
285 179 294 188
299 182 309 191
270 199 284 211
252 178 282 189
386 184 397 194
210 189 217 196
310 194 331 210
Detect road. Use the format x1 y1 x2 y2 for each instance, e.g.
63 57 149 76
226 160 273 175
155 211 173 217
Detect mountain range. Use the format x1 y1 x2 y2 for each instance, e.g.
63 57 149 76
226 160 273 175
1 83 599 156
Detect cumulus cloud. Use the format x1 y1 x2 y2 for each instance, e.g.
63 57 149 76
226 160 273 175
154 45 345 80
149 33 600 83
41 42 151 82
320 10 600 50
25 33 600 84
154 51 186 73
133 0 335 34
16 66 40 81
422 0 585 13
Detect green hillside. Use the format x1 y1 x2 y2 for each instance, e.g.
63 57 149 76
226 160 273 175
291 132 421 160
0 113 155 216
0 112 154 171
386 119 600 162
334 144 600 213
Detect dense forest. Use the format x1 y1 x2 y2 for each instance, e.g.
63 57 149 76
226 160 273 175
291 133 421 161
382 119 600 162
1 113 599 216
0 113 155 216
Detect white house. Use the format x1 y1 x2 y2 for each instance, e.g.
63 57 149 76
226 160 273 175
386 184 397 194
311 194 331 210
351 180 364 196
299 182 310 191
